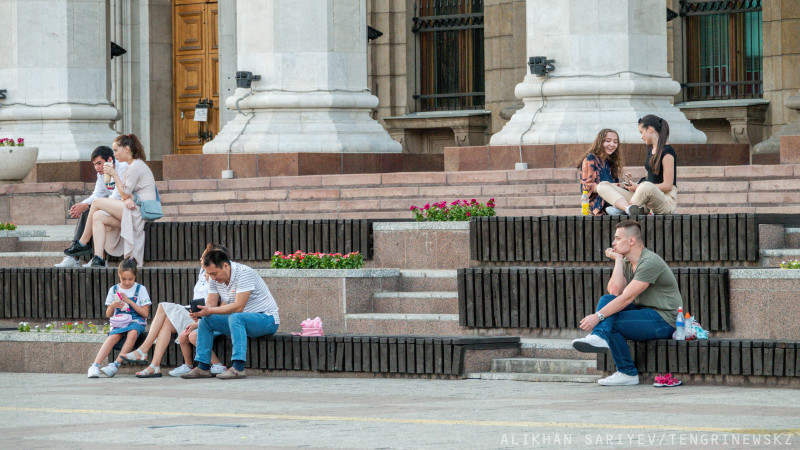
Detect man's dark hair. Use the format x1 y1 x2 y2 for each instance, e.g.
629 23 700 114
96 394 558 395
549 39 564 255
90 145 115 163
202 249 231 268
616 219 643 241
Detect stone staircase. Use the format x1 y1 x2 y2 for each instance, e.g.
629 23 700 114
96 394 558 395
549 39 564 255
5 165 800 226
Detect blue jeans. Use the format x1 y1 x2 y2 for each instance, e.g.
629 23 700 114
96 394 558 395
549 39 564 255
592 294 675 376
195 313 279 365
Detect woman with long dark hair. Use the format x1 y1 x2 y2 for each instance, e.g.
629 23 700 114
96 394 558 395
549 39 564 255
579 129 624 215
596 115 677 215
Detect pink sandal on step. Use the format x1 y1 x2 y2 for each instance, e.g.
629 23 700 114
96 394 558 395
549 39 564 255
653 373 682 387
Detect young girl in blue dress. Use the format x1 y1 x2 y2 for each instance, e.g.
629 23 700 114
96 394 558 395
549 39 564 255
579 129 625 215
88 259 151 378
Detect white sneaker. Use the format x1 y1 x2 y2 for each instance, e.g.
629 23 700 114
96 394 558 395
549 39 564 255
55 256 81 268
100 363 119 377
605 206 625 216
168 364 193 377
598 371 640 386
210 363 227 375
82 260 93 268
87 364 101 378
572 335 610 353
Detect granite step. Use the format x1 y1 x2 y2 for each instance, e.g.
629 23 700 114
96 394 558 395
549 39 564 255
344 313 464 335
518 338 596 360
372 291 458 314
398 270 457 292
491 357 600 375
0 252 69 268
463 372 602 383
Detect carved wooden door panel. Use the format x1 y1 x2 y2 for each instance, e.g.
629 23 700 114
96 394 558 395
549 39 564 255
173 1 219 154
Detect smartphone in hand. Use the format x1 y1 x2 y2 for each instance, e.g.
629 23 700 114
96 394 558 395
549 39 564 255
189 299 205 313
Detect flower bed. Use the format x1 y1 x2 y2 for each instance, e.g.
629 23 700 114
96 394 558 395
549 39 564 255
781 260 800 269
0 137 24 147
271 251 364 269
410 198 495 221
0 222 17 231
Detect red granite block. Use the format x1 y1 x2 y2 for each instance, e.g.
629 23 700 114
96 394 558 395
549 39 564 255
162 155 202 180
780 135 800 164
298 153 342 176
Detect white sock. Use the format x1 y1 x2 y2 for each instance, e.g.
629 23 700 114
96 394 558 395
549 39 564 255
625 205 632 214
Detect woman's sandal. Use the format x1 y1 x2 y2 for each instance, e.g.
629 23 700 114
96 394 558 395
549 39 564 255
653 373 682 387
121 349 149 365
135 364 162 378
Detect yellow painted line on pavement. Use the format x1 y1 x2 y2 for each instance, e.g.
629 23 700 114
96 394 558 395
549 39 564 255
0 406 798 435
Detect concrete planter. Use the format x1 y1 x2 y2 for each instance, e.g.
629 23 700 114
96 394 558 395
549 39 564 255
0 146 39 181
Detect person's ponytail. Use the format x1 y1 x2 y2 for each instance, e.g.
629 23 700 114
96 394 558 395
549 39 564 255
639 115 669 175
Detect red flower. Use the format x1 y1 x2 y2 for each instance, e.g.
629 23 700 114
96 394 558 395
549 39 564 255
466 212 471 217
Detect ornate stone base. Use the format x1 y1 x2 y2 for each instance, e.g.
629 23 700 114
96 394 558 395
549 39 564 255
202 91 402 154
0 104 120 162
490 76 708 146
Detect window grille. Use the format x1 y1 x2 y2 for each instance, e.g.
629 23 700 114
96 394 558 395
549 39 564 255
412 0 485 111
681 0 762 101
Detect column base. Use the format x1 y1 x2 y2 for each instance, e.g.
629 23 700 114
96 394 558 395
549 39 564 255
0 104 120 162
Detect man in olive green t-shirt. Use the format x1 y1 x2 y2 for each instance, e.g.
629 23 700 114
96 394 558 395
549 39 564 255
572 220 681 386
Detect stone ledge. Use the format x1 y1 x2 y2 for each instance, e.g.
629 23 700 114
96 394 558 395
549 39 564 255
729 268 800 279
0 331 105 343
255 268 400 278
373 221 470 231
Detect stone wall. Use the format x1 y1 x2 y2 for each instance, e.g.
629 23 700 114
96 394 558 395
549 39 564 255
367 0 412 122
483 0 527 138
762 0 800 137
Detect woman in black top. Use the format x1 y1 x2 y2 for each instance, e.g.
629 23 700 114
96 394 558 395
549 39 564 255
596 114 677 215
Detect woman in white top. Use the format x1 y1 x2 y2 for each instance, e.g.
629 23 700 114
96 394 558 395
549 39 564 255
121 244 227 377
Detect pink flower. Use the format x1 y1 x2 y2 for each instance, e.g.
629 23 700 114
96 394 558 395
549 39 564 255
451 200 459 206
410 205 416 211
466 212 471 217
17 138 24 145
423 203 430 210
274 251 282 256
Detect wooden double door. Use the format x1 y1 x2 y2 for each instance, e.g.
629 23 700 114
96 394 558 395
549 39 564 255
173 0 219 154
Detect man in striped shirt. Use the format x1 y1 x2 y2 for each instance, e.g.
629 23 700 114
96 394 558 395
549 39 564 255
182 249 280 379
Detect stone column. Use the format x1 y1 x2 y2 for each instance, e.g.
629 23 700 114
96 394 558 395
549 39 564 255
0 0 120 161
204 0 401 154
490 0 705 146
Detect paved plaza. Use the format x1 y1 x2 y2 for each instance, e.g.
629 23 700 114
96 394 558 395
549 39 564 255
0 373 798 448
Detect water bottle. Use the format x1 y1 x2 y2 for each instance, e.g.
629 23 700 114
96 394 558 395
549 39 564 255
581 191 590 216
674 307 685 340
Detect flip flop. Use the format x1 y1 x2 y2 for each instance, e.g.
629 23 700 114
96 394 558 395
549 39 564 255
653 373 682 387
121 349 149 365
135 364 162 378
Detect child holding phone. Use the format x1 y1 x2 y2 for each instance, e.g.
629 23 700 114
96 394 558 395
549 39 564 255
87 259 151 378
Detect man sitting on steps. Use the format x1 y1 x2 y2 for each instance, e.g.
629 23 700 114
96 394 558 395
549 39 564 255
572 219 681 386
56 146 128 268
181 248 280 380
